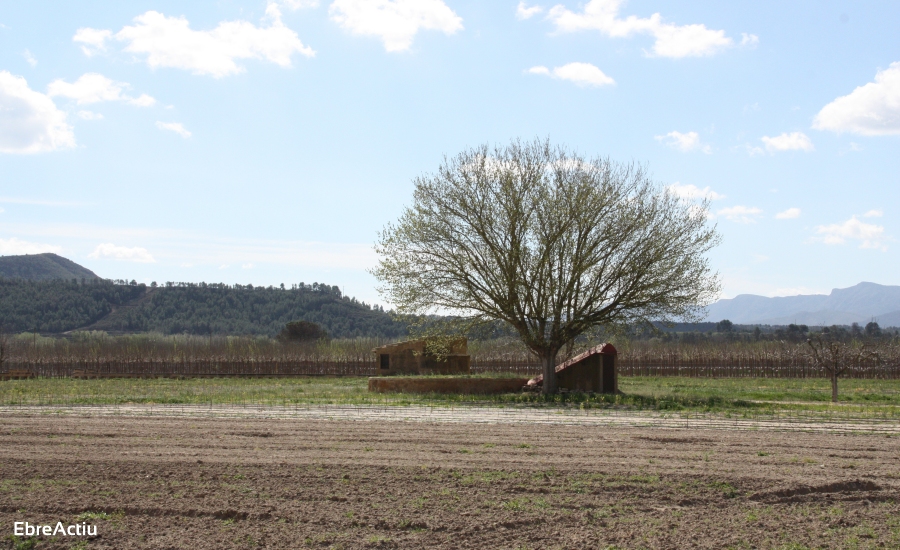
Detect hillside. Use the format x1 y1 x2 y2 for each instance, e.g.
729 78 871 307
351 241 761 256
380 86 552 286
0 278 145 333
0 253 100 281
0 278 406 338
705 282 900 326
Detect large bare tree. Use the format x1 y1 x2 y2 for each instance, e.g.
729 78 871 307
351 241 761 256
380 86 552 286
373 139 720 393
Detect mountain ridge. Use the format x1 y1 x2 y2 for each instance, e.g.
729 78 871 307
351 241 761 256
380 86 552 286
705 282 900 326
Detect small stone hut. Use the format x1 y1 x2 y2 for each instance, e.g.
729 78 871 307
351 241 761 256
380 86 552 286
372 338 471 376
527 343 618 393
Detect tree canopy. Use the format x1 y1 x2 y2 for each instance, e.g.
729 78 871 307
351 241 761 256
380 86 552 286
0 278 405 338
374 138 721 393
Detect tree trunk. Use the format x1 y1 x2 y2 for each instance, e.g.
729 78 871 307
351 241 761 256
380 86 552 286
831 372 838 403
541 352 559 395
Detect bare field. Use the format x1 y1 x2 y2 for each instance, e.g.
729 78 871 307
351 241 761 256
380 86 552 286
1 414 899 549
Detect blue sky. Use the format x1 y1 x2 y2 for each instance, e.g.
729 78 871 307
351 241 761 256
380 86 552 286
1 0 898 308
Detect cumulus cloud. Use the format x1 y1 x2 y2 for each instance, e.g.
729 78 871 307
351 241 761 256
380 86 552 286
547 0 735 58
88 243 156 263
516 2 544 20
47 73 156 107
813 62 900 136
0 71 75 154
717 205 763 224
73 28 113 57
654 130 711 153
667 183 724 201
863 209 883 218
815 217 887 250
0 237 61 255
156 121 191 138
76 10 314 78
329 0 463 52
761 132 814 153
527 62 615 87
775 207 801 220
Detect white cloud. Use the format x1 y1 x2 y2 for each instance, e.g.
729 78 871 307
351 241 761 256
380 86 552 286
47 73 156 107
23 49 37 67
547 0 734 58
813 62 900 136
0 71 75 154
129 94 156 107
667 183 724 201
242 263 254 269
516 2 543 20
815 217 887 250
288 0 320 7
329 0 463 52
654 130 711 153
79 10 314 78
740 33 758 47
77 110 104 120
88 243 156 263
527 62 615 87
264 1 319 19
73 28 112 56
863 209 883 218
156 121 191 138
775 207 801 220
761 132 814 153
0 237 62 255
717 205 763 223
744 143 765 156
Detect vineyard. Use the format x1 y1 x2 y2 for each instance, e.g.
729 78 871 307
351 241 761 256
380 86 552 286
2 332 899 379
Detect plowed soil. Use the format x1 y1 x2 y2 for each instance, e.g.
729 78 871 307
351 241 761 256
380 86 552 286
1 414 899 549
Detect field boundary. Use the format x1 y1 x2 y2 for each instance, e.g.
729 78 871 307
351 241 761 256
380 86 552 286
5 359 899 379
2 403 898 434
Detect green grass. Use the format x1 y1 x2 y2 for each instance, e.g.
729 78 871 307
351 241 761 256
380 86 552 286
1 376 899 421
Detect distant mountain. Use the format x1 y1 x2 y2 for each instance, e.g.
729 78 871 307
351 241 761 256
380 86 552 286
0 253 99 281
705 282 900 327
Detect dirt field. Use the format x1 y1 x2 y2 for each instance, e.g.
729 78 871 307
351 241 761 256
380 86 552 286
1 414 899 549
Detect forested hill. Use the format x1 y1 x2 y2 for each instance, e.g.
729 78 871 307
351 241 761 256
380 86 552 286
0 279 407 338
0 253 100 281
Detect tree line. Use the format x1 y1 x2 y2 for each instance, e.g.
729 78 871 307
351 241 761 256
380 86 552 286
0 278 406 338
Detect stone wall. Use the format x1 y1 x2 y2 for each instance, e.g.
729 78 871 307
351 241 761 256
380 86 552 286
368 377 528 394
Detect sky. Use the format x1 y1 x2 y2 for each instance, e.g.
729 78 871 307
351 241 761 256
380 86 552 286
0 0 898 309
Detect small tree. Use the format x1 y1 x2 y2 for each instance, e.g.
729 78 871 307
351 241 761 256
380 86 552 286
373 138 721 393
806 335 880 403
716 319 734 333
277 321 329 343
865 321 882 338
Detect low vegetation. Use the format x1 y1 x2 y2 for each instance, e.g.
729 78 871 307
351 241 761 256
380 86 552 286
2 376 898 422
